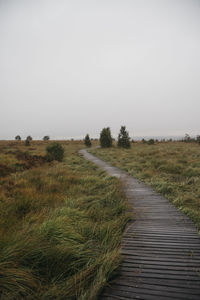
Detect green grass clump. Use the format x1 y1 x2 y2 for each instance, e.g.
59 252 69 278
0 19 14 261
90 142 200 232
0 141 129 299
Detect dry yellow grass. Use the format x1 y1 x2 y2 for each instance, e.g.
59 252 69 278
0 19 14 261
90 141 200 232
0 140 129 299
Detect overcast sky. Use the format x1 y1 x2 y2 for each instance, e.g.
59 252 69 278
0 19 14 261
0 0 200 140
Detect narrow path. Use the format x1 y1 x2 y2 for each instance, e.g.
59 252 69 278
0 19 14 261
80 149 200 300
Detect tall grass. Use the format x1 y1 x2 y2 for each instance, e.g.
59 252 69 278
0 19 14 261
0 141 129 299
90 142 200 232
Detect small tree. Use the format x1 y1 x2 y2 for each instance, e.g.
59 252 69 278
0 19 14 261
27 136 32 141
15 135 21 141
84 134 91 147
100 127 112 148
117 126 131 148
196 135 200 144
43 136 50 141
46 142 64 162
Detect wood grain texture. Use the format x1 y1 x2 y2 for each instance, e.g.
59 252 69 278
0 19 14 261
80 149 200 300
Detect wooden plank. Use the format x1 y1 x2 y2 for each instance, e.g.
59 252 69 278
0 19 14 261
106 284 200 300
123 234 200 240
103 290 184 300
116 277 200 289
121 248 200 256
123 259 200 267
120 271 200 281
122 262 200 271
122 239 200 245
120 267 200 276
122 241 200 248
122 255 200 263
103 286 200 300
114 279 200 294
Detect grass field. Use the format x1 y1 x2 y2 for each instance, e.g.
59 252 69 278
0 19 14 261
90 142 200 233
0 140 129 300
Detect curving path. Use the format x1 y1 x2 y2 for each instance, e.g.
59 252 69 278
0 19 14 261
80 149 200 300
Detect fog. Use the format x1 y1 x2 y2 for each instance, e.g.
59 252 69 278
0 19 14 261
0 0 200 140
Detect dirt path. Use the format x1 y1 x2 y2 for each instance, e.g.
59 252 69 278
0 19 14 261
80 149 200 300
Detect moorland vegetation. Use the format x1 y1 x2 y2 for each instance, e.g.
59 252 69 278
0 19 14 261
0 140 129 299
2 128 199 300
91 138 200 232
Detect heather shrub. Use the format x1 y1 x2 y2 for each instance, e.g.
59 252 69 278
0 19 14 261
46 143 64 162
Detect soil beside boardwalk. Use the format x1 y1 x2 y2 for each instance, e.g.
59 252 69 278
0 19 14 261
80 149 200 300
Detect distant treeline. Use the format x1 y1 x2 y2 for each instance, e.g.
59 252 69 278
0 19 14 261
85 126 131 148
14 132 200 147
180 133 200 144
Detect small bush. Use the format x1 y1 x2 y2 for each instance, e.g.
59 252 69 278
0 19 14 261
100 127 112 148
26 136 32 141
147 139 155 145
15 135 21 141
46 143 64 162
84 134 92 147
43 135 50 141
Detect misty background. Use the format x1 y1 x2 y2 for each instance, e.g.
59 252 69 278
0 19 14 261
0 0 200 140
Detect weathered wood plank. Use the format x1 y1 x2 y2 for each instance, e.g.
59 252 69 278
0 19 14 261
117 276 200 287
122 247 199 253
103 287 200 300
103 291 184 300
104 284 200 300
121 262 200 271
114 279 200 294
120 267 200 277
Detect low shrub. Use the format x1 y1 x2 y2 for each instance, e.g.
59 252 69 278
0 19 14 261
147 139 155 145
84 134 92 147
43 136 50 141
46 143 64 162
15 135 21 141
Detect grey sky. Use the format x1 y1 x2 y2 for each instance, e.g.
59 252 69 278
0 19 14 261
0 0 200 140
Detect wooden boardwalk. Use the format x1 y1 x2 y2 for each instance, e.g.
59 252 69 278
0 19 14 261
80 149 200 300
